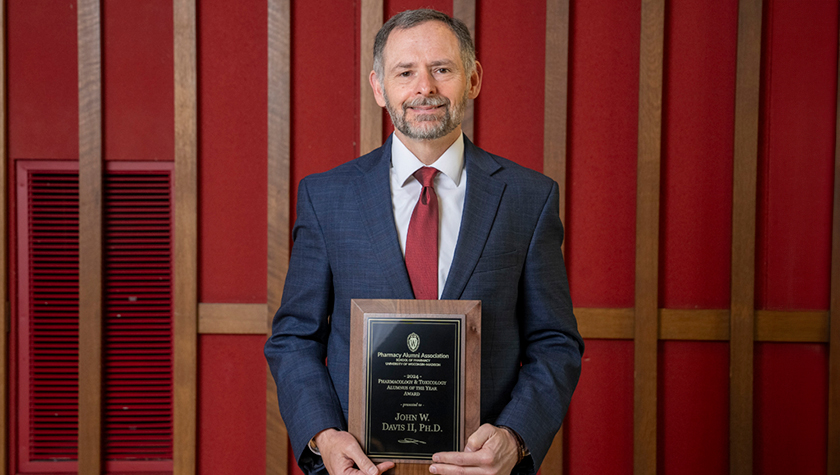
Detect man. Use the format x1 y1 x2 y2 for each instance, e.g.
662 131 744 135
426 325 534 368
265 9 583 475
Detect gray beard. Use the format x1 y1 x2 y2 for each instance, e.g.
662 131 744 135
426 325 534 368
384 90 468 140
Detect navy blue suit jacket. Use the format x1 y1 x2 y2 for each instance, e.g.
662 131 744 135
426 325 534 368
265 135 583 474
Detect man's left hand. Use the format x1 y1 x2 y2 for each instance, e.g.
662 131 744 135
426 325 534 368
429 423 519 475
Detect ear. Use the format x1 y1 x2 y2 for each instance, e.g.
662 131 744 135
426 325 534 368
467 60 483 100
369 70 387 107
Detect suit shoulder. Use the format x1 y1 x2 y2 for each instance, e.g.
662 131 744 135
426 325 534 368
485 153 558 194
299 145 385 187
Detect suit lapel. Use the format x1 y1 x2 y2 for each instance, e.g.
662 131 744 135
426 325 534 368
354 137 415 298
441 138 505 300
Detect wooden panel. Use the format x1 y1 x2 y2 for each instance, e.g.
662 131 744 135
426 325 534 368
360 0 383 155
542 0 569 224
581 308 831 343
659 309 730 341
452 0 475 140
754 311 829 343
541 1 570 471
730 0 763 473
634 1 665 473
190 304 830 343
576 308 635 339
173 0 198 473
198 303 267 334
828 46 840 468
77 0 103 472
0 0 7 470
267 0 291 473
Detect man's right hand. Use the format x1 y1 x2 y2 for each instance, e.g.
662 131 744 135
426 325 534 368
314 428 395 475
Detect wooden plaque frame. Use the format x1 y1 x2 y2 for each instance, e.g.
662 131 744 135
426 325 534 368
349 299 481 474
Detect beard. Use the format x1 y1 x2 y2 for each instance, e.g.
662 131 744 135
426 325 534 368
384 89 469 140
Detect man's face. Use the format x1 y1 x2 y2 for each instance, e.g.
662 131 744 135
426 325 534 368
371 21 481 142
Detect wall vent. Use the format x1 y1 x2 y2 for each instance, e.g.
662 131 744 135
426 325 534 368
17 161 174 473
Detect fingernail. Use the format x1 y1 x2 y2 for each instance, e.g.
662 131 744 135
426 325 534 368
429 466 437 474
432 454 439 462
368 467 378 475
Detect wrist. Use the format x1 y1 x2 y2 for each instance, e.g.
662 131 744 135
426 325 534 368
310 428 339 455
498 425 529 464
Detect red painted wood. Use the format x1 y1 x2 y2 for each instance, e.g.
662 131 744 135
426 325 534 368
386 0 452 18
196 1 269 473
7 0 78 160
660 0 738 310
198 335 267 475
755 343 828 475
198 0 268 303
756 0 838 311
565 0 640 308
565 340 634 474
659 342 730 475
290 0 359 225
473 0 545 173
103 0 174 162
752 2 836 470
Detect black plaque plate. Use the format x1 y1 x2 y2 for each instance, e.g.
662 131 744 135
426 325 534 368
365 318 461 458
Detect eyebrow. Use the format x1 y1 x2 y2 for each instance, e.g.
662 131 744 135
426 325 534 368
392 59 458 71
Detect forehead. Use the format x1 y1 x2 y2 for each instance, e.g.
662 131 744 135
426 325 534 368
382 21 461 67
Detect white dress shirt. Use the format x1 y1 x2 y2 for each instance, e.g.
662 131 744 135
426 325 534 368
390 133 467 298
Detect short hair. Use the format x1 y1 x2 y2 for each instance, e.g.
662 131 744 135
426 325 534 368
373 9 476 82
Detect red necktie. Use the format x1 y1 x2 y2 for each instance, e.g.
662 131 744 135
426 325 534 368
405 167 439 300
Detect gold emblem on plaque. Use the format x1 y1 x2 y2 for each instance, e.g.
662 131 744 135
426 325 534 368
407 332 420 352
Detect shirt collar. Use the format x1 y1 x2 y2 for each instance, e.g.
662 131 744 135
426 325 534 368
391 133 465 187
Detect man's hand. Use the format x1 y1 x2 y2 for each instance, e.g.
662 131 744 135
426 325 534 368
314 429 395 475
429 424 519 475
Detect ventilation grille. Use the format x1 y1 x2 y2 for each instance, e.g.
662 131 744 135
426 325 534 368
103 170 174 460
22 164 174 467
27 172 80 460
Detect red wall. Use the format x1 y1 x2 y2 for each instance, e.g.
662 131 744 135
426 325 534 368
8 0 78 160
753 1 837 473
5 0 837 474
564 1 641 471
658 1 739 473
197 0 268 473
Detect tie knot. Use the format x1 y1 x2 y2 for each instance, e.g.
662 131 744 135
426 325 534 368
414 167 439 188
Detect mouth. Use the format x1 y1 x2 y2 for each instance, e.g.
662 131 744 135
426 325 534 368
404 96 449 114
407 104 445 114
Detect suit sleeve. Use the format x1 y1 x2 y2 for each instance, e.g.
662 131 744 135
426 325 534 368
264 178 343 473
494 181 584 473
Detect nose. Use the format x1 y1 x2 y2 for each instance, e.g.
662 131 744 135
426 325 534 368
415 69 437 95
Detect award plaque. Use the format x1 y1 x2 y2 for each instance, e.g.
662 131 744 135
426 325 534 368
349 299 481 475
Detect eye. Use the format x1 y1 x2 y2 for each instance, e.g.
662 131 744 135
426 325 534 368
398 71 412 77
436 68 450 74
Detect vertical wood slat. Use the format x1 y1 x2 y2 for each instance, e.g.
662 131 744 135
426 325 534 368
360 0 384 155
77 0 103 472
540 0 570 473
633 0 665 474
542 0 570 225
730 0 763 474
0 0 7 472
828 13 840 473
173 0 198 473
452 0 476 141
267 0 291 473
